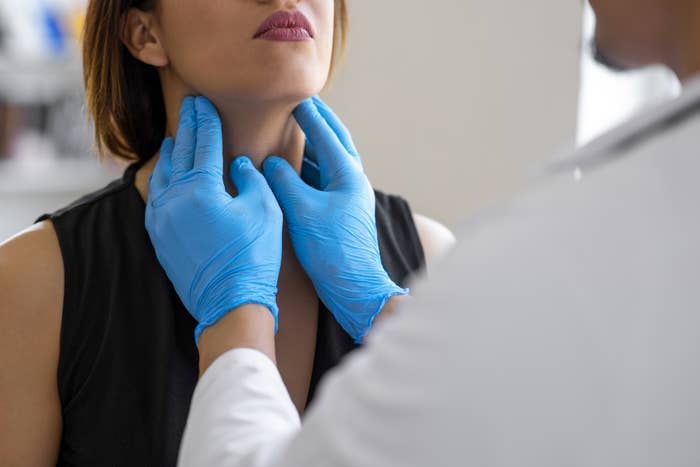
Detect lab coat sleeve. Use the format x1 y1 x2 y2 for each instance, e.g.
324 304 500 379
177 348 302 467
176 299 448 467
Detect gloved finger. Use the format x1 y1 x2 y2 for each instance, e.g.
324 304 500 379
193 96 223 176
301 143 321 189
149 137 174 199
171 96 197 180
302 136 317 165
312 96 361 161
263 156 313 214
229 156 271 199
293 99 354 182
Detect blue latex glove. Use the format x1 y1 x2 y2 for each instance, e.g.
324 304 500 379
146 96 283 344
263 96 408 343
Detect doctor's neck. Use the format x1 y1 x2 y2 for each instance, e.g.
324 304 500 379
664 9 700 82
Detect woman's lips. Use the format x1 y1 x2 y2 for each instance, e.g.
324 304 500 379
256 27 311 41
253 10 314 41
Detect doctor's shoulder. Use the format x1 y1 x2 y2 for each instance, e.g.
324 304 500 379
0 220 63 465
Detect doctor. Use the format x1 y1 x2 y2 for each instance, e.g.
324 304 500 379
147 0 700 465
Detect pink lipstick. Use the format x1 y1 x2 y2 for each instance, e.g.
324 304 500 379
253 10 314 42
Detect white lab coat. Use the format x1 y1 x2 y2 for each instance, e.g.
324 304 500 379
178 75 700 467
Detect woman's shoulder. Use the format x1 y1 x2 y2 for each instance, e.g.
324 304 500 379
0 221 63 464
373 189 456 271
0 221 64 328
412 213 456 270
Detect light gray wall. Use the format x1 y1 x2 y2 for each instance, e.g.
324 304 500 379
0 158 120 241
323 1 583 227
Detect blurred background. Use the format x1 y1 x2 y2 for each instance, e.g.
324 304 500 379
0 1 682 241
0 0 120 241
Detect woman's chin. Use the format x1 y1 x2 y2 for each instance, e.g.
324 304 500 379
195 62 328 104
211 83 323 106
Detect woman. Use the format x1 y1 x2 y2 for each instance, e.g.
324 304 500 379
0 1 455 465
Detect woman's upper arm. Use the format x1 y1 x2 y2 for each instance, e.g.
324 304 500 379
0 221 63 466
412 214 456 270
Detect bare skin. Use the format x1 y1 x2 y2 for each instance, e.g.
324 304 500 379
0 222 63 467
589 0 700 80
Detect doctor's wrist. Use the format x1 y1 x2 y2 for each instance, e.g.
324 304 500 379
370 293 411 328
197 304 277 377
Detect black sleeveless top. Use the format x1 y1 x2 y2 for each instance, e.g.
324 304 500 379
36 159 426 466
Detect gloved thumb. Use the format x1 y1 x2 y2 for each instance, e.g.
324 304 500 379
263 156 311 211
229 156 268 197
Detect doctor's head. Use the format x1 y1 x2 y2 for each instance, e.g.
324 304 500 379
83 0 346 161
589 0 699 78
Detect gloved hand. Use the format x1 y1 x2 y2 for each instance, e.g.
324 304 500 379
263 96 408 343
146 96 283 344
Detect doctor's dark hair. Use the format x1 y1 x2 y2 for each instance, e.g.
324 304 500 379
83 0 348 162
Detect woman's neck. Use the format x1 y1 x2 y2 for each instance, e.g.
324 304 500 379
135 95 305 201
174 97 304 194
141 84 307 195
167 97 305 170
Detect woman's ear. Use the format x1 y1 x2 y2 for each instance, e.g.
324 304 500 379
121 9 169 67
